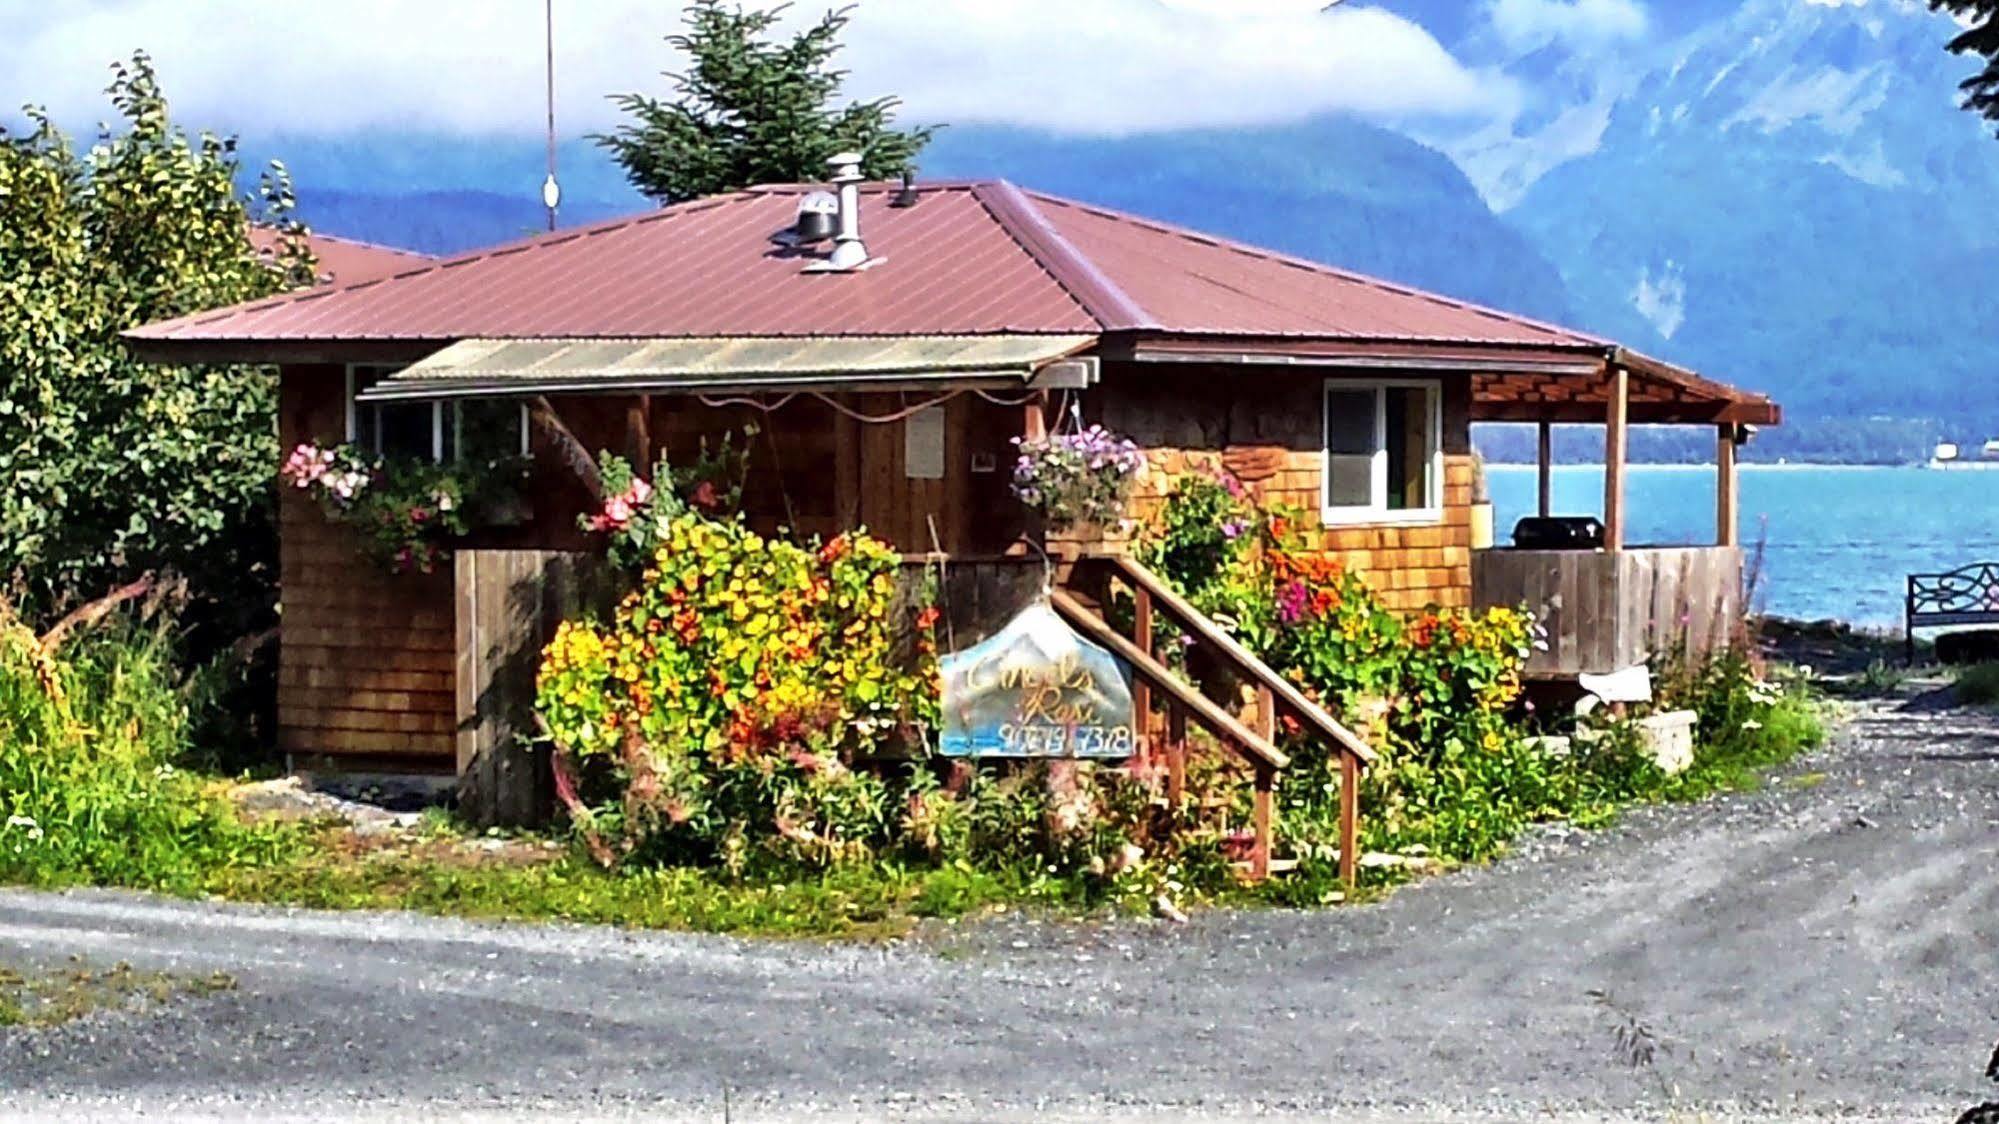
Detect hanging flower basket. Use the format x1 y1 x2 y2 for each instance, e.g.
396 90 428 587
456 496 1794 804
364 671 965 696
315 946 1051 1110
281 442 528 574
1010 425 1145 531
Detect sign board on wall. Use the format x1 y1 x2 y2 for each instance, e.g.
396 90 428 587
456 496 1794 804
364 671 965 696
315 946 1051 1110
938 602 1136 758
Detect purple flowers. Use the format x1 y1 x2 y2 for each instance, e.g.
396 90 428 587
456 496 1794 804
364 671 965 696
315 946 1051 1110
1011 425 1144 530
1276 580 1311 626
1221 520 1246 541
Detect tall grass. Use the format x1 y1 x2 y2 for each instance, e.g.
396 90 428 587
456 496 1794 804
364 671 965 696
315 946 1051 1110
0 600 293 892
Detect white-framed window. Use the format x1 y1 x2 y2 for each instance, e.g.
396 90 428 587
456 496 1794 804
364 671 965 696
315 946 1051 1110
344 364 530 463
1322 378 1443 525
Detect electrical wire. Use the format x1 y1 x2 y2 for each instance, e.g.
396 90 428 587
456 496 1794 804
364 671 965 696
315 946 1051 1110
695 392 800 412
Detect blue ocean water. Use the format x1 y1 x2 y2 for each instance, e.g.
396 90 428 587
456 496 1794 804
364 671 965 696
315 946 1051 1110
1487 466 1999 628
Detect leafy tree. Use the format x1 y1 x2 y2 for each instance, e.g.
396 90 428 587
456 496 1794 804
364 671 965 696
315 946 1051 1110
597 1 934 202
0 53 313 637
1933 1 1999 124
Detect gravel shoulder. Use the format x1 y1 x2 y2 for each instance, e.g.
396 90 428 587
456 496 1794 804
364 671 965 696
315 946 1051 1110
3 695 1996 1122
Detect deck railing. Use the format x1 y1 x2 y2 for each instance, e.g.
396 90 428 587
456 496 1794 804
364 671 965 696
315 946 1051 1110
1472 545 1743 678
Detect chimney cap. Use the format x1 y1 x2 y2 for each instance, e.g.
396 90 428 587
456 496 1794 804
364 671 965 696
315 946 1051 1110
827 151 864 181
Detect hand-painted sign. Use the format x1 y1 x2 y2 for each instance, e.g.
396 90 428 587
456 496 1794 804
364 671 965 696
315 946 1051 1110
938 601 1136 758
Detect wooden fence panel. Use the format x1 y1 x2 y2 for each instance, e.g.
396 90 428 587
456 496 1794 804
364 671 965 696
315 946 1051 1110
455 550 616 827
1475 546 1742 678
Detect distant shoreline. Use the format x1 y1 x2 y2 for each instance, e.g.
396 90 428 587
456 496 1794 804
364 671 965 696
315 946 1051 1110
1485 462 1918 471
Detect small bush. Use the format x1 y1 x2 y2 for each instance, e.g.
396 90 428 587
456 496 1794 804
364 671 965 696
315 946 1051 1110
1956 662 1999 707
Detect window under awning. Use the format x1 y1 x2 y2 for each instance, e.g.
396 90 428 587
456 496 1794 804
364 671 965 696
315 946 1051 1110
352 334 1100 402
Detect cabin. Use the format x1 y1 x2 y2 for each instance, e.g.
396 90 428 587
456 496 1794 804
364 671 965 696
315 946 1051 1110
127 163 1780 799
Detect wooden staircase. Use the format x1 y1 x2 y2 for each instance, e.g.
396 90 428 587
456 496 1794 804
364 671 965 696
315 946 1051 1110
1055 555 1376 884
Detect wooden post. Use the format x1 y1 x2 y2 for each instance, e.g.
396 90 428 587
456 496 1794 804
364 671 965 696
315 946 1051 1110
624 395 652 472
1716 425 1739 548
1603 366 1628 552
1132 585 1153 759
1023 390 1049 442
1251 685 1277 880
1537 420 1554 518
1252 765 1275 882
1339 752 1360 888
1165 708 1187 807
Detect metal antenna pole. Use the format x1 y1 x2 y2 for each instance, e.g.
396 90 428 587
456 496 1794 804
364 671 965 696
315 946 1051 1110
542 0 560 231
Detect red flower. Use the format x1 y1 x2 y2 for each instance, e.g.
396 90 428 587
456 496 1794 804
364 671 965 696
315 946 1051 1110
690 480 720 511
914 605 941 632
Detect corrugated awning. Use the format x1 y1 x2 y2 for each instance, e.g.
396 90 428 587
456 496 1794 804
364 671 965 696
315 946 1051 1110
354 334 1099 401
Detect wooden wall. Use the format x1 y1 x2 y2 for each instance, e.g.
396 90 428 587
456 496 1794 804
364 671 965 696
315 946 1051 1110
280 380 1034 771
277 365 457 768
1098 363 1475 613
533 391 1027 555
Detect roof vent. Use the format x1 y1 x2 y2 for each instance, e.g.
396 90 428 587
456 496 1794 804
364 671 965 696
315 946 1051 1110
803 151 878 273
789 191 838 244
890 168 920 209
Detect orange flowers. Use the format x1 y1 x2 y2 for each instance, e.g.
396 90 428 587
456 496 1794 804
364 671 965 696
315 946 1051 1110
1410 612 1441 649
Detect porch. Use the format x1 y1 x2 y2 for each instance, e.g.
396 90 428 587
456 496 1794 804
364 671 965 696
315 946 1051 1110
1470 352 1778 678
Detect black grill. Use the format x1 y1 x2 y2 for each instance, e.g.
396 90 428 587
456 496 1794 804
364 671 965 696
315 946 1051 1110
1511 516 1605 550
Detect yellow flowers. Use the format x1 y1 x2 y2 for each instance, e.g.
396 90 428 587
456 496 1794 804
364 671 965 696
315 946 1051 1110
536 512 939 773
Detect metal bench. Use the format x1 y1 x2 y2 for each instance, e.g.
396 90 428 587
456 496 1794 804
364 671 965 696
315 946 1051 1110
1906 562 1999 664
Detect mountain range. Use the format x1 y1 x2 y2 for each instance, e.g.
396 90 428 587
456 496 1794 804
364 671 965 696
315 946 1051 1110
248 0 1999 463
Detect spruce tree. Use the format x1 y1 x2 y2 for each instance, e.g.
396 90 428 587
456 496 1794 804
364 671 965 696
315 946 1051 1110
1933 1 1999 124
597 1 934 203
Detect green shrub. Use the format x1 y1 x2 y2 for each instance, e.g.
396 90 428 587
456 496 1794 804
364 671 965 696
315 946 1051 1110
1955 662 1999 707
0 602 292 891
1136 472 1543 866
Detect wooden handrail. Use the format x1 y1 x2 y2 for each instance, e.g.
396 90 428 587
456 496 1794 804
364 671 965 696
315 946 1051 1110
1099 556 1378 767
1049 590 1289 771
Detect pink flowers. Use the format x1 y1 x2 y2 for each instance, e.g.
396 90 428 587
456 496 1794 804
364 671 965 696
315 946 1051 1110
587 474 654 533
281 443 332 489
281 442 369 504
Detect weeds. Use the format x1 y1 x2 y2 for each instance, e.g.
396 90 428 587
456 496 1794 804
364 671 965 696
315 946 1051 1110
0 957 236 1030
1589 988 1677 1107
0 594 299 893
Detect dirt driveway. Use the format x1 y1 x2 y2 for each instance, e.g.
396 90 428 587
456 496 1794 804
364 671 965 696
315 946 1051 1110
2 697 1996 1122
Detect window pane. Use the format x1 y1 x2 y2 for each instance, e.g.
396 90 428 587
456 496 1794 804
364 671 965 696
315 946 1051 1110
376 402 435 461
1383 386 1434 510
1324 388 1376 508
455 399 525 464
350 369 381 449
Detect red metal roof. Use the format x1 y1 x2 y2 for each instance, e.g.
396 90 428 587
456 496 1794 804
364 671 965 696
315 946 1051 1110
134 181 1602 352
247 227 432 287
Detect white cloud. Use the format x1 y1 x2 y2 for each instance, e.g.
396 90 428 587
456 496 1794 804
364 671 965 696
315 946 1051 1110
1489 0 1650 49
0 0 1511 140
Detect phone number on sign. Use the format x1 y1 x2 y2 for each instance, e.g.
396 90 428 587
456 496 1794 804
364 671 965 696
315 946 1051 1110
997 723 1134 758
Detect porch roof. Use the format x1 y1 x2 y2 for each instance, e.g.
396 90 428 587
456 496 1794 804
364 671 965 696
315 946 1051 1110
1471 348 1780 427
353 334 1099 401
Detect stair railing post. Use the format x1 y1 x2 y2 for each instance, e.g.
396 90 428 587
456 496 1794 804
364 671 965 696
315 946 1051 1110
1132 584 1153 761
1252 685 1277 880
1252 764 1274 881
1339 751 1360 888
1165 708 1187 808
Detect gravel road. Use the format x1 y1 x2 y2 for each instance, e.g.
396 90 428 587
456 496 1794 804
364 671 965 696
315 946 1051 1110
3 696 1996 1122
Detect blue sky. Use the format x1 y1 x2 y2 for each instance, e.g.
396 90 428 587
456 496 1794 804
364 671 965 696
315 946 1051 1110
0 1 1656 140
